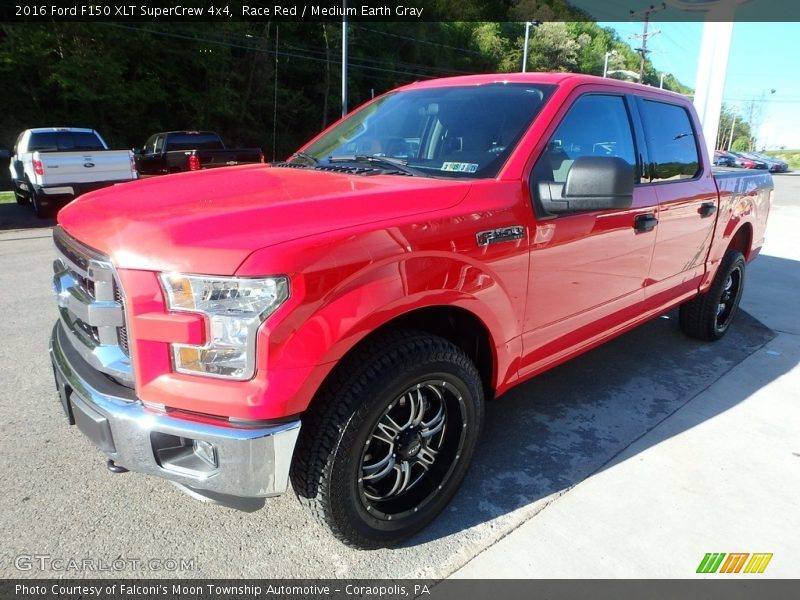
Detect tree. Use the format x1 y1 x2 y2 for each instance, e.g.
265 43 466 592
0 18 695 158
527 22 590 72
731 137 750 152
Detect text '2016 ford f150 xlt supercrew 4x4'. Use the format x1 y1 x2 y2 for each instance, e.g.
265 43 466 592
49 73 772 549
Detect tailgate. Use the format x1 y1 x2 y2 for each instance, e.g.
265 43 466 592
197 149 261 168
37 150 134 185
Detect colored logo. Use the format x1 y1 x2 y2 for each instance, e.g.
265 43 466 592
697 553 773 574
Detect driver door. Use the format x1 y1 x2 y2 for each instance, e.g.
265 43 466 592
519 92 659 377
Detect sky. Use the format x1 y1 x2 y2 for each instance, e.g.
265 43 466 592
593 20 800 149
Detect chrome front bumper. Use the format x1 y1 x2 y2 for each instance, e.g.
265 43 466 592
50 321 301 511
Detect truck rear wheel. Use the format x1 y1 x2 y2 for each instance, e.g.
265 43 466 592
679 250 746 341
30 186 53 219
291 330 484 549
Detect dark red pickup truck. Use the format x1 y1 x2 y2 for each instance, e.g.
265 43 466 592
50 73 772 549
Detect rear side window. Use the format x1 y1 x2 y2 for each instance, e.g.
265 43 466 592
639 100 700 182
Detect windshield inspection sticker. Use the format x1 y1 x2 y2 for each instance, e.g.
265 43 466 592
441 162 479 173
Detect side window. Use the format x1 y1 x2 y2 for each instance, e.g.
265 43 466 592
535 94 637 184
154 135 165 153
144 135 157 153
639 100 700 182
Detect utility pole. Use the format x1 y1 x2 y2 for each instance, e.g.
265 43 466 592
603 50 617 78
727 106 738 150
747 88 776 150
521 21 540 73
630 3 665 82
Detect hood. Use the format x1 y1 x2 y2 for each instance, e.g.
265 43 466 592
58 164 470 274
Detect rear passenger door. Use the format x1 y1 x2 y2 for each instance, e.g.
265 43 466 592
635 98 720 310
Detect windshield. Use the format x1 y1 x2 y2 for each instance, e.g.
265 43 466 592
298 83 555 178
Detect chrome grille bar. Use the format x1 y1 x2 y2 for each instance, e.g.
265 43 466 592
52 226 133 388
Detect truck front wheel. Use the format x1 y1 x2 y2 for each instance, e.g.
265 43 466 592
679 250 746 341
14 184 29 205
291 330 484 549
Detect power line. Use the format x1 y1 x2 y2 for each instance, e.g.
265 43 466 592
279 40 474 77
350 24 485 56
98 23 448 81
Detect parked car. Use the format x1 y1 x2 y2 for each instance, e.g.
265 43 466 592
5 128 138 217
714 150 736 167
735 151 779 172
728 151 769 170
749 152 788 173
134 131 264 175
49 73 772 549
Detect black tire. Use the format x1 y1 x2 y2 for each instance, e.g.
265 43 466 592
14 185 29 205
679 250 746 341
30 186 53 219
291 329 484 549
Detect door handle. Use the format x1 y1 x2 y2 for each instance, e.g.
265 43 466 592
699 202 717 217
634 213 658 233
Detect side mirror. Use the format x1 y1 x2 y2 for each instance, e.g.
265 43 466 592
0 148 10 160
132 147 144 155
538 156 634 214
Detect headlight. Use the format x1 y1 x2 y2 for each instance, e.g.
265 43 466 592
159 274 289 380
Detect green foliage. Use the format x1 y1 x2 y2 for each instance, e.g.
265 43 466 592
525 22 590 72
716 106 752 150
764 149 799 169
731 137 750 152
0 17 691 160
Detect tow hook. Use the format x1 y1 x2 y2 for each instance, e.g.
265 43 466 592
106 459 129 474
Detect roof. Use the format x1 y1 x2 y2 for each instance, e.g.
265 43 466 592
155 131 220 136
398 72 688 101
26 127 97 134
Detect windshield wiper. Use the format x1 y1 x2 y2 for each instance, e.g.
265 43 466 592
327 154 423 176
290 151 319 166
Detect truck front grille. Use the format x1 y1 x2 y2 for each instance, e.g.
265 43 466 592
52 226 133 387
114 285 130 356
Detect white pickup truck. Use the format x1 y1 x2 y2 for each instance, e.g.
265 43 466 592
7 128 138 217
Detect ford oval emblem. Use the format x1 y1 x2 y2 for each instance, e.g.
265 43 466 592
83 162 95 168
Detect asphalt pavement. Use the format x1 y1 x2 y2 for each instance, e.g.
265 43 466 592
0 175 796 579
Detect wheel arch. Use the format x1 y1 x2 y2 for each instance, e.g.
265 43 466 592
727 222 753 261
329 304 497 401
284 305 502 432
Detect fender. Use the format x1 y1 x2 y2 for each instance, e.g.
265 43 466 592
258 251 519 418
700 171 772 292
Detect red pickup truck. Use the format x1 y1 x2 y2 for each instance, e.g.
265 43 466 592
50 73 772 549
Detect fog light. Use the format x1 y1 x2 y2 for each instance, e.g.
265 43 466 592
151 433 218 477
193 440 218 468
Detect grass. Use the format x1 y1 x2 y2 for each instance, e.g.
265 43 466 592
0 191 14 204
763 149 800 171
